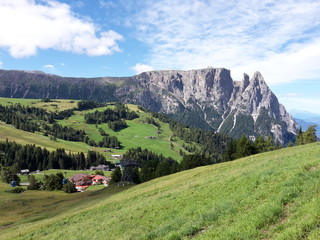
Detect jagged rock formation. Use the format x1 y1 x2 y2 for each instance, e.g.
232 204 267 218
0 68 297 144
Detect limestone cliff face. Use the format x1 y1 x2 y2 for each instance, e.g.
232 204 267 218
0 68 297 144
113 68 297 144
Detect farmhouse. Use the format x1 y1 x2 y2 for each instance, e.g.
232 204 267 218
92 175 111 185
70 173 93 191
70 173 111 191
20 169 30 175
90 164 109 171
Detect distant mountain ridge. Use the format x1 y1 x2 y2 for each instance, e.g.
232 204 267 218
0 68 297 144
290 109 320 138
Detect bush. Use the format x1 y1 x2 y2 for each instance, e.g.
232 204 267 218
6 187 26 194
43 173 64 191
0 166 21 185
63 182 77 193
27 175 42 190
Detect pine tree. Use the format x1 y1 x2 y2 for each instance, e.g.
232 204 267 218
111 167 122 183
304 125 317 144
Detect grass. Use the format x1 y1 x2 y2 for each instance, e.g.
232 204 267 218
0 182 129 229
0 122 97 154
57 103 187 161
0 97 78 112
86 185 107 191
0 98 194 162
1 143 320 239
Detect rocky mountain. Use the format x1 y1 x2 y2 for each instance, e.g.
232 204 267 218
0 68 297 144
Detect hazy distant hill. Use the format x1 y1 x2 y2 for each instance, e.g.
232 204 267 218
290 109 320 138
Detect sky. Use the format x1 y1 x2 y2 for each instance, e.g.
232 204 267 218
0 0 320 114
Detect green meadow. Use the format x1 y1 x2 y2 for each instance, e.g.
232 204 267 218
0 182 129 229
57 103 185 160
0 97 190 162
1 143 320 239
0 122 94 153
0 97 79 111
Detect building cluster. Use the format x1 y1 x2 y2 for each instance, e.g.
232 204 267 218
70 173 111 191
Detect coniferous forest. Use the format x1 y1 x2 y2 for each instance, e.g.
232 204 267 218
0 140 114 171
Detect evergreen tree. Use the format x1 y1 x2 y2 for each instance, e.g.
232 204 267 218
94 170 105 176
0 165 20 184
304 125 317 144
27 175 42 190
296 125 317 145
43 173 64 191
234 135 254 159
180 153 212 170
62 181 77 193
111 166 122 183
296 127 304 145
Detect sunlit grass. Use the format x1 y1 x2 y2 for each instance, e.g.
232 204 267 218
0 97 191 161
0 97 78 111
1 143 320 239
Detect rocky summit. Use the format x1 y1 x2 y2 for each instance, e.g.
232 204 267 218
0 68 297 144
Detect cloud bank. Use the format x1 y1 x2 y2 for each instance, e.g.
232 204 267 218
130 63 154 74
127 0 320 84
0 0 123 58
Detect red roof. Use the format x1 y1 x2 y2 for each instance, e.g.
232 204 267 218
92 175 109 180
70 173 93 182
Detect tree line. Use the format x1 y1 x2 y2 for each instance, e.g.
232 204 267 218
42 123 86 142
296 125 318 145
0 140 114 172
149 110 230 160
111 147 180 184
0 101 124 149
76 100 106 110
84 102 138 131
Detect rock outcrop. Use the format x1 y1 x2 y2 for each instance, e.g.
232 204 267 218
0 68 297 144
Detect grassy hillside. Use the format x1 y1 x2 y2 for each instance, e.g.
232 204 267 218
0 97 78 111
0 182 129 229
0 97 195 161
1 143 320 239
0 122 94 153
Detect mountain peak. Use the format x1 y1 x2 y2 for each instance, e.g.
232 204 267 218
0 68 297 144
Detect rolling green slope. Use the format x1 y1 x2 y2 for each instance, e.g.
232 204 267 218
0 122 93 153
0 97 195 161
1 143 320 239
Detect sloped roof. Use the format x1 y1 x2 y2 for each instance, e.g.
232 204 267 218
92 175 110 181
70 173 93 182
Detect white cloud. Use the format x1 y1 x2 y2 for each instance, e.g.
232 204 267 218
128 0 320 84
279 96 320 115
0 0 123 58
130 63 154 74
232 40 320 85
43 64 55 70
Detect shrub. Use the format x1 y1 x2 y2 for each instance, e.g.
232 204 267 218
63 182 77 193
6 187 26 194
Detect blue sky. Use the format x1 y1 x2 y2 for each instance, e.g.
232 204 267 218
0 0 320 113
